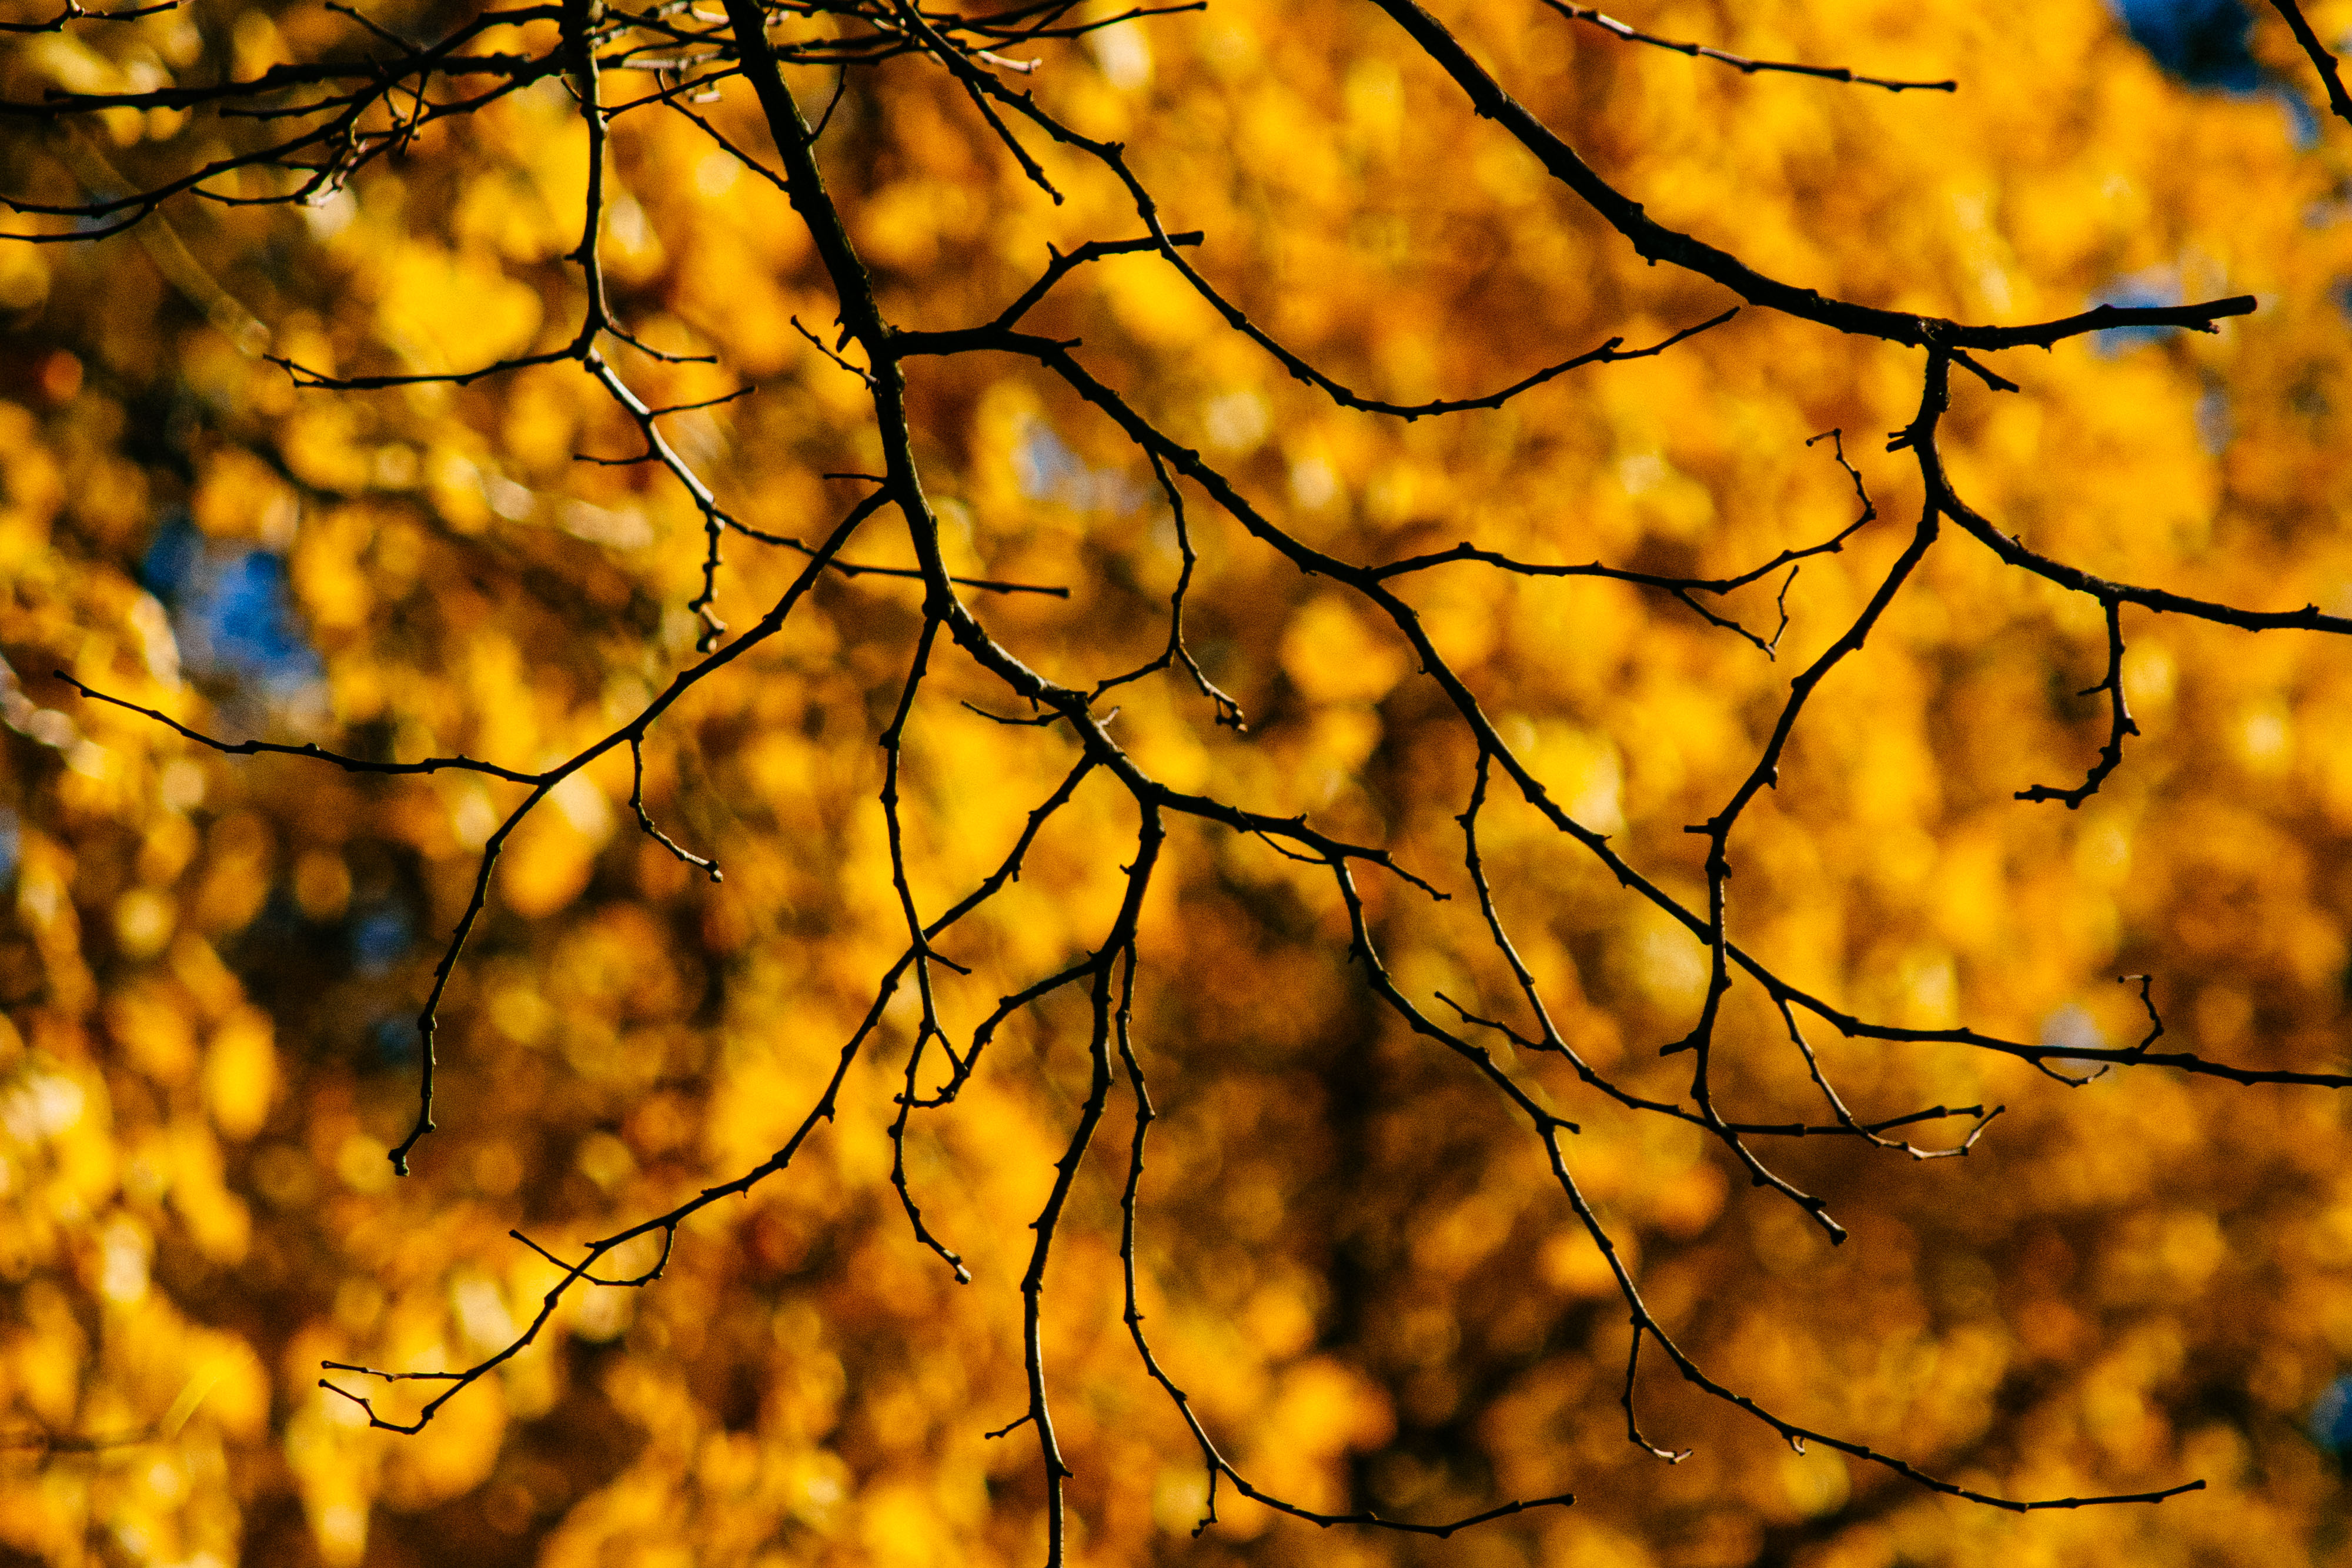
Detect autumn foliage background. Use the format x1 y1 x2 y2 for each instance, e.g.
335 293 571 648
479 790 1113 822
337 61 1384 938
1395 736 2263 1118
7 0 2352 1563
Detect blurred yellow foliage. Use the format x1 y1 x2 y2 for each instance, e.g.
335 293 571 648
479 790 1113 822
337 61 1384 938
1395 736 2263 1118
7 0 2352 1566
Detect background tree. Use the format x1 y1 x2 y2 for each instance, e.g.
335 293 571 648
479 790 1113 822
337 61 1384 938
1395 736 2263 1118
6 0 2352 1564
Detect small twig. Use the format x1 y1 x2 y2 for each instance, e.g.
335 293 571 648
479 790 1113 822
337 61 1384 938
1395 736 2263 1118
1543 1 1957 91
2123 974 2166 1058
791 314 876 386
0 0 179 31
2015 596 2139 808
1091 450 1247 726
58 674 541 783
2269 0 2352 126
628 735 721 881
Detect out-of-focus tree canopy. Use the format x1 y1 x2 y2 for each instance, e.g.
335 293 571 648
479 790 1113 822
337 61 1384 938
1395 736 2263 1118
8 0 2352 1563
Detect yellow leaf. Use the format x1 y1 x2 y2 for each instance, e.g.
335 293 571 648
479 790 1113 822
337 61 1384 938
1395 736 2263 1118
202 1005 278 1139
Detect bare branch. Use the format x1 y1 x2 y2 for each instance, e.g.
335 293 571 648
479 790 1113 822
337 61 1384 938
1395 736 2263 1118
2269 0 2352 126
1367 0 2251 352
2015 596 2139 808
1543 1 1956 91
